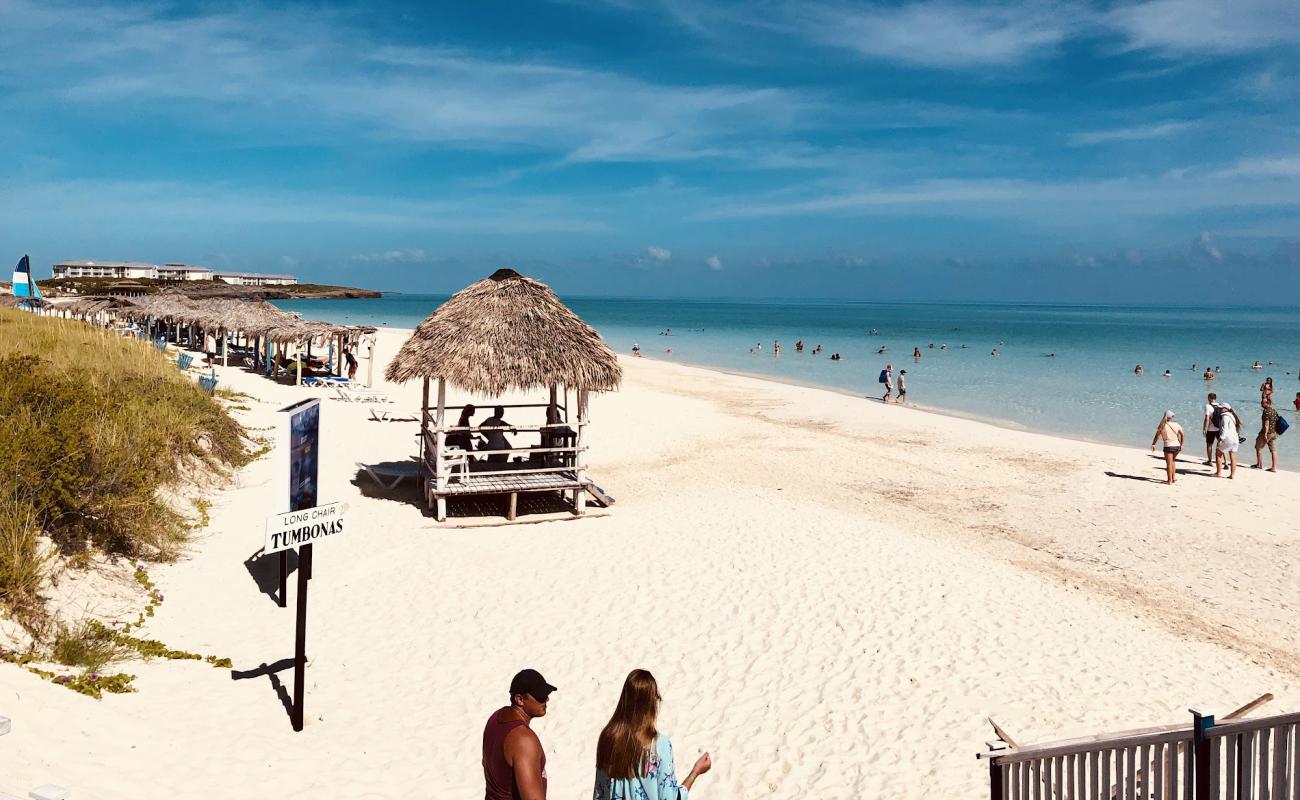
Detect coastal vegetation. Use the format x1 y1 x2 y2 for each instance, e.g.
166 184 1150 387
44 276 381 300
0 308 248 693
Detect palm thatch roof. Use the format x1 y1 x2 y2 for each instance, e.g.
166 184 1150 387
386 268 621 394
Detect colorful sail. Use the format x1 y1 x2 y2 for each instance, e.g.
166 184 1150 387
12 255 42 300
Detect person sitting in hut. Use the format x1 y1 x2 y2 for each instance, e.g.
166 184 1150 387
446 404 479 458
480 406 516 463
542 402 577 466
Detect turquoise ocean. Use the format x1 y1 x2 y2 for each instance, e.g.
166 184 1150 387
274 296 1300 452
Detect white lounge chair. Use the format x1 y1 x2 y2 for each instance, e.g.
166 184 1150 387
356 461 423 490
367 407 421 422
334 386 391 404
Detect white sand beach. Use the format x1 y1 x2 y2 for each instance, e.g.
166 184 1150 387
3 327 1298 798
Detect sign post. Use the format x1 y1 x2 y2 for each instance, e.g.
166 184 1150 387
267 398 348 732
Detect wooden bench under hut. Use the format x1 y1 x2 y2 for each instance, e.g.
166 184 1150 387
385 268 622 522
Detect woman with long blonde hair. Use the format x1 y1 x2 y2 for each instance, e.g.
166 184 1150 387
594 670 711 799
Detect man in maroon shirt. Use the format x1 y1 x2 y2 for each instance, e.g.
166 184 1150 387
483 669 556 800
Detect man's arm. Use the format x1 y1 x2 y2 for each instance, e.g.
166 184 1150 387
505 728 547 800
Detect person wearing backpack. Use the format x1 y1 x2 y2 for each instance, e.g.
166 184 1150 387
1253 396 1284 472
1215 403 1243 479
879 363 893 403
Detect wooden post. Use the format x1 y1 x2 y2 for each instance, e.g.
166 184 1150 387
366 335 376 388
434 379 447 521
291 542 313 732
574 388 588 515
1191 708 1213 800
989 758 1004 800
221 328 228 367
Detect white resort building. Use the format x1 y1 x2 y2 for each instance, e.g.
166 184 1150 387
52 260 297 286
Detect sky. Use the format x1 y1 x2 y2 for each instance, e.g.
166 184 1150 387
1 0 1298 302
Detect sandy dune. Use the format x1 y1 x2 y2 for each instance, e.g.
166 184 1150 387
2 328 1296 798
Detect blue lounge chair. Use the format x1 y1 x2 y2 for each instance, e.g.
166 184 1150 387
177 353 194 371
198 369 218 395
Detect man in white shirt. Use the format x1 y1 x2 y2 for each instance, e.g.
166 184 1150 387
1202 392 1220 465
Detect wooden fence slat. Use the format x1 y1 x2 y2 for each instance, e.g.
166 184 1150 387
1055 755 1064 800
1244 731 1256 798
1104 749 1113 800
1155 741 1165 800
1274 723 1289 800
1141 744 1151 800
1263 726 1273 800
1035 759 1043 800
1210 734 1221 800
1186 740 1194 800
1091 750 1100 800
1068 752 1077 800
1125 745 1135 800
1292 723 1300 800
1023 758 1032 800
1227 734 1237 800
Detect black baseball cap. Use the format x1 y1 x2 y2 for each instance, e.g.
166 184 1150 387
510 669 557 702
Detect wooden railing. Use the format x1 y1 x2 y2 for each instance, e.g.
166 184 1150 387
982 703 1300 799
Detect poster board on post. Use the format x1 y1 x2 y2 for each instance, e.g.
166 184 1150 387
275 397 320 733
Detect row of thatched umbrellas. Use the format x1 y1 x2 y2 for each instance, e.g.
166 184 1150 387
43 291 376 382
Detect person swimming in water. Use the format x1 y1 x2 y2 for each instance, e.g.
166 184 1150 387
1135 364 1144 375
1163 369 1172 378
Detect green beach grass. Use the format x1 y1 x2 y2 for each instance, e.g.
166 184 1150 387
0 308 250 628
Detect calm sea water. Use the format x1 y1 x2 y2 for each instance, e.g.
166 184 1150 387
274 295 1300 451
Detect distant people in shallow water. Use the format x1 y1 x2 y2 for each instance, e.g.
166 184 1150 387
1163 369 1172 378
830 353 840 361
1203 369 1214 380
913 347 922 358
1134 364 1144 375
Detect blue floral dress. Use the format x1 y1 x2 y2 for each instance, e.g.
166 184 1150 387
593 734 690 800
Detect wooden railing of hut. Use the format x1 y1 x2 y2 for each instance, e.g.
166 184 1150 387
980 698 1299 799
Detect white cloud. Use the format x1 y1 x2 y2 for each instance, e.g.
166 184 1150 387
1105 0 1300 54
352 249 429 264
646 245 673 261
1068 120 1196 146
1193 232 1222 262
706 255 723 270
786 2 1078 68
0 0 816 166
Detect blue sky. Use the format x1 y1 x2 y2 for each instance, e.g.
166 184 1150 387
1 0 1298 301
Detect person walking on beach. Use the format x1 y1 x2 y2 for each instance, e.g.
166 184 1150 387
1215 403 1243 479
1253 396 1281 472
1203 392 1221 465
897 370 907 404
483 669 556 800
594 669 712 800
344 346 358 381
880 363 893 403
1150 411 1184 485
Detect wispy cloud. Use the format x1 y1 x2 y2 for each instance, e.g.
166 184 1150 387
352 249 430 264
0 0 816 166
1068 120 1197 146
783 2 1079 68
706 255 723 270
646 245 673 261
1105 0 1300 55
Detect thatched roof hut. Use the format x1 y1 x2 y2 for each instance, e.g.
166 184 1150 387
384 269 619 523
385 268 621 394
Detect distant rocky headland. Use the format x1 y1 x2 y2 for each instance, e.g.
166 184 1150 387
44 277 382 300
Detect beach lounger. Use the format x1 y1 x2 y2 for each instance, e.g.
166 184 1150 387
356 461 424 490
334 386 391 403
177 353 194 371
198 370 219 396
367 407 421 422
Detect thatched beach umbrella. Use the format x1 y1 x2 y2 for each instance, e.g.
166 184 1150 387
385 268 621 521
386 268 621 393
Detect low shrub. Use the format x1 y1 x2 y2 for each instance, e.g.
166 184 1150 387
52 618 124 671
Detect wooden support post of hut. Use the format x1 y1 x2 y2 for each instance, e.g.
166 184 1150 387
386 269 621 524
